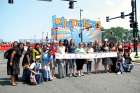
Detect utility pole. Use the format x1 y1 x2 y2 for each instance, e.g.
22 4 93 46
8 0 14 4
132 0 139 57
55 28 58 41
42 32 44 45
80 9 83 42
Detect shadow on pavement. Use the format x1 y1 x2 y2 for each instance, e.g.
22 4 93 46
0 77 23 86
0 77 11 86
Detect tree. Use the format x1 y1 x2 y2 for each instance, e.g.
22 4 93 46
102 27 131 42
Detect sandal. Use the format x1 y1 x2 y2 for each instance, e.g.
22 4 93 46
11 83 16 86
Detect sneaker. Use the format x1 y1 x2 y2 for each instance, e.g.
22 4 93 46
78 73 81 77
69 74 72 77
117 72 121 75
81 73 84 76
73 74 78 77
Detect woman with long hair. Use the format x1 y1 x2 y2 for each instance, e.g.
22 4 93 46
75 42 86 76
93 40 102 73
5 41 22 86
57 40 66 79
68 39 76 77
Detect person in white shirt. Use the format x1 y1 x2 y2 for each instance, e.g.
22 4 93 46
29 61 42 85
57 40 66 79
75 43 86 76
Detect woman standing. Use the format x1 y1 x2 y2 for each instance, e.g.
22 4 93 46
75 43 86 76
101 41 111 72
63 39 69 76
68 39 76 77
42 49 53 81
93 40 102 73
57 40 66 79
49 42 57 79
32 43 42 63
22 42 33 84
22 42 32 67
5 41 22 86
109 42 117 72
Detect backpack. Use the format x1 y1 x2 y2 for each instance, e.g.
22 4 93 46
4 48 13 59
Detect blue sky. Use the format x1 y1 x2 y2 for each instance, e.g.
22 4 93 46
0 0 140 41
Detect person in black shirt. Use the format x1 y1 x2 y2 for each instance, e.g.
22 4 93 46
5 41 22 86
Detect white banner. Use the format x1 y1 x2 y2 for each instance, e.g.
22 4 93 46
55 52 117 59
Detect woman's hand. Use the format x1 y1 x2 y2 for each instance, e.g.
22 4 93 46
10 62 13 66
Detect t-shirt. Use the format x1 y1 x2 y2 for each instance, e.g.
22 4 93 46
57 46 65 54
124 44 131 53
43 52 53 65
75 48 86 54
124 57 132 64
49 45 57 56
68 45 75 53
30 62 42 72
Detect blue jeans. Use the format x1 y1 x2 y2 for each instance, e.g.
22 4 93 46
69 59 75 75
116 62 124 73
123 63 134 72
35 73 43 84
57 59 65 79
87 61 92 73
43 65 52 81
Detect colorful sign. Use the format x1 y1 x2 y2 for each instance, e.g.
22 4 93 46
52 15 101 30
51 15 102 43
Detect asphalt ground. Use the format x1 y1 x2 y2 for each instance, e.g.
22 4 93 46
0 51 140 93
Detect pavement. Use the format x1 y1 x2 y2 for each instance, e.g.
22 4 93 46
130 52 140 62
0 51 140 93
0 63 140 93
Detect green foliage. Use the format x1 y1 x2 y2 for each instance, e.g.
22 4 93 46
102 27 132 42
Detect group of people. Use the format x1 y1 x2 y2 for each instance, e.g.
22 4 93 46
4 39 134 86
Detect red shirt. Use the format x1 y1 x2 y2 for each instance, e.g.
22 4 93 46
124 43 131 53
50 45 57 56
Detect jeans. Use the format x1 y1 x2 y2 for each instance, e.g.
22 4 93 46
35 73 43 84
43 65 52 81
123 63 134 72
87 61 92 73
22 68 31 84
69 59 75 75
116 62 124 73
57 59 65 79
65 60 69 76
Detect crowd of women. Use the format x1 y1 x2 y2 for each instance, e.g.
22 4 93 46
4 39 134 86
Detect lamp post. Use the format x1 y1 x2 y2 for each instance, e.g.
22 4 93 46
42 32 44 44
55 27 58 41
80 9 83 42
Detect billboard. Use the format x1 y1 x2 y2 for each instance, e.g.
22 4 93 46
51 15 101 43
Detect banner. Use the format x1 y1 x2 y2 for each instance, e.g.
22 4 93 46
55 52 117 59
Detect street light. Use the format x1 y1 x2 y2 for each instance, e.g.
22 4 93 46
80 9 83 42
55 27 58 40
